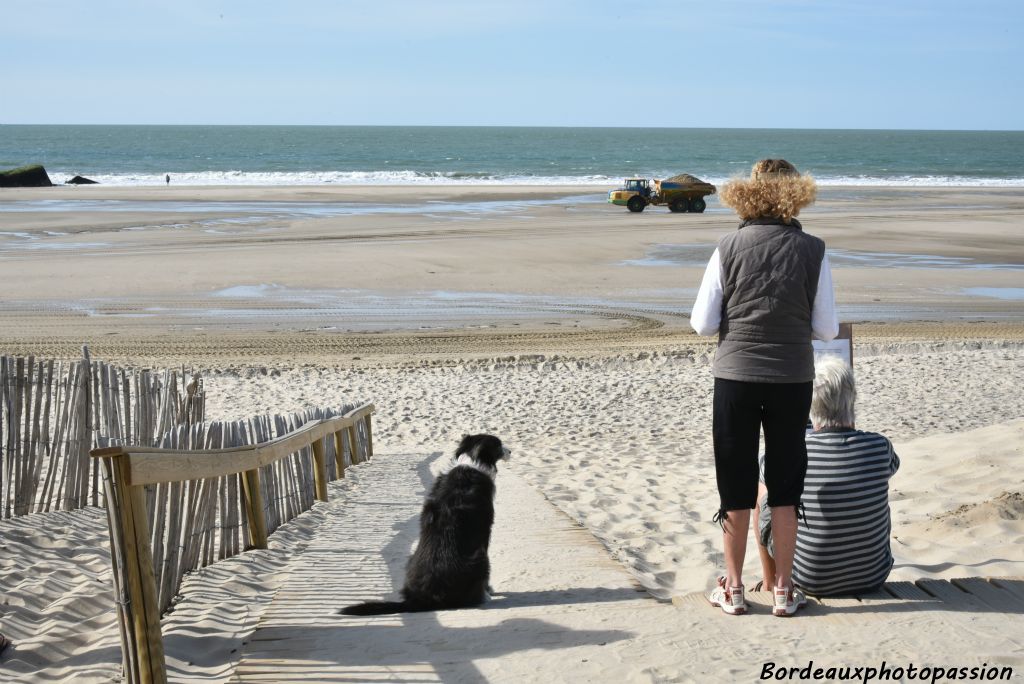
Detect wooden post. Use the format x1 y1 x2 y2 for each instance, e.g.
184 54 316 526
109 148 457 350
111 456 167 684
97 455 138 683
347 425 360 465
310 438 328 502
364 414 374 460
332 430 346 478
241 468 268 550
82 346 94 509
840 322 855 368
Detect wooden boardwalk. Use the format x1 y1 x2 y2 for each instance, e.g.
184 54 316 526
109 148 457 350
233 452 656 683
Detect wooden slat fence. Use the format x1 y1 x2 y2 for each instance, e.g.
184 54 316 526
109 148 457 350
0 350 205 518
92 402 375 684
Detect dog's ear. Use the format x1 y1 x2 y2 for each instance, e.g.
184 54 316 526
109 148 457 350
471 435 505 467
455 434 476 457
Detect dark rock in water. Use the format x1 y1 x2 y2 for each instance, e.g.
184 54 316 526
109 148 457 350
66 175 99 185
0 164 53 187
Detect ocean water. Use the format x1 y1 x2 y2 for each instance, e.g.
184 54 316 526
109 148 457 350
1 125 1022 187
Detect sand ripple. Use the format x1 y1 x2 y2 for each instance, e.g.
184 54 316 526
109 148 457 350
0 508 120 683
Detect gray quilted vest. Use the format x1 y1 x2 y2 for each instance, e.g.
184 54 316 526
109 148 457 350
713 218 825 383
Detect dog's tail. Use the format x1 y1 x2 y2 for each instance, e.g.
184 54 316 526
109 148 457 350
338 600 421 616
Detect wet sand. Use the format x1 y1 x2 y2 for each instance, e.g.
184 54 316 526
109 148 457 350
0 184 1022 363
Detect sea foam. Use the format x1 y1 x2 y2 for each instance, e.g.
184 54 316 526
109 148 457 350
42 169 1024 188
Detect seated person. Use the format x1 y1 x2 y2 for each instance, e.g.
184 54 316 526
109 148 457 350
755 356 900 596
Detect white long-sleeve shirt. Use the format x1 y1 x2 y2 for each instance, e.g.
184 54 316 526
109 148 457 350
691 249 838 341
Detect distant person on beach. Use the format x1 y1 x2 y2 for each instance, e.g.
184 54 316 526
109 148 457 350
754 356 900 596
691 158 838 617
166 174 170 185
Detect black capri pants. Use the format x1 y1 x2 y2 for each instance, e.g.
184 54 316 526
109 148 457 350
713 377 812 511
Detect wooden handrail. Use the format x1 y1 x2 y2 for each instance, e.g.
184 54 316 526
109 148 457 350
90 402 375 684
91 403 374 486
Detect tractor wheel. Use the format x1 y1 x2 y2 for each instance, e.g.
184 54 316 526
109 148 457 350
669 198 689 213
627 196 646 213
689 197 707 213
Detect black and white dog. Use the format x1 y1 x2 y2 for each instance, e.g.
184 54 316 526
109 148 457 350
340 434 510 616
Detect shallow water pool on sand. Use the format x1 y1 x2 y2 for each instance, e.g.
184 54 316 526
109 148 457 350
960 287 1024 301
622 243 1024 271
0 194 603 217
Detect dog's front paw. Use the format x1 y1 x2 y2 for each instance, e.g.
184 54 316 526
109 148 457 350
482 591 492 604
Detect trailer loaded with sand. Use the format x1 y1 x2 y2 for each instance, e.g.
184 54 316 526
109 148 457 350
608 173 717 213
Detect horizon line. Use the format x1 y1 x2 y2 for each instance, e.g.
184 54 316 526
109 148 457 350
1 123 1022 134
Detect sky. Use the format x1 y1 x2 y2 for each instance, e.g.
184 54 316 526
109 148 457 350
3 0 1022 129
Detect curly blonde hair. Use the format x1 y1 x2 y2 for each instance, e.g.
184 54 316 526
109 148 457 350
718 159 817 223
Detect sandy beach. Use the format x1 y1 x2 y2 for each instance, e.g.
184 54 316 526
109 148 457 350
1 184 1022 681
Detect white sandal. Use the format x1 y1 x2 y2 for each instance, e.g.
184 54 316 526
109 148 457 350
707 576 747 615
773 584 807 617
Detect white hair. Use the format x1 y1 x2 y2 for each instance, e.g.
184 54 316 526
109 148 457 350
810 356 856 429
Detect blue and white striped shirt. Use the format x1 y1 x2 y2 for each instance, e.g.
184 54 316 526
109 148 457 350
793 429 900 596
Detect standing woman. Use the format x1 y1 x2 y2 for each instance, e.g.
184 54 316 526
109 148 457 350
691 159 838 617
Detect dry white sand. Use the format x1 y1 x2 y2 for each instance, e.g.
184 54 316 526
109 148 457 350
2 347 1021 682
1 346 1022 681
0 509 122 682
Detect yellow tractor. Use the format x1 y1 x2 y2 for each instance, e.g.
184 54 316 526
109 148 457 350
608 174 716 213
